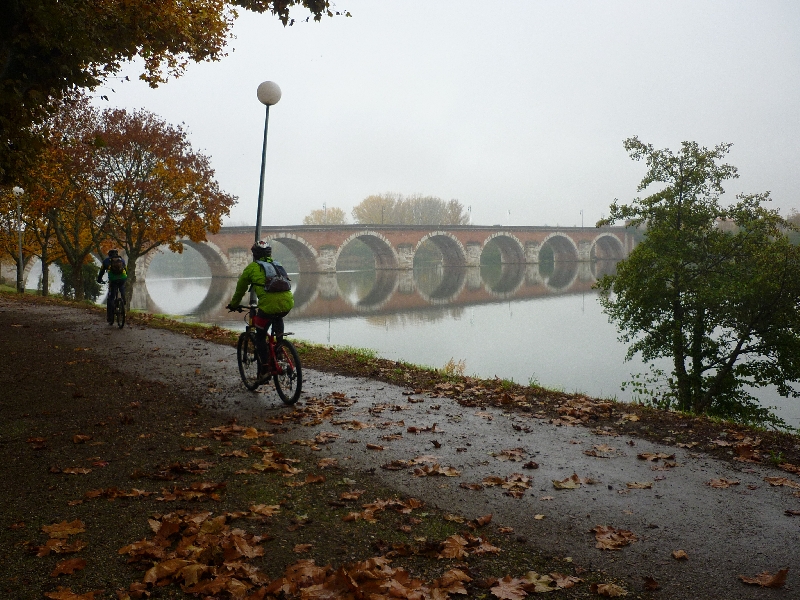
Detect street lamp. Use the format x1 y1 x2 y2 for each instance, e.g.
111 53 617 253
252 81 280 306
254 81 281 245
12 186 24 293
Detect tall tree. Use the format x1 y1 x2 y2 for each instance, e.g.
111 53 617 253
303 206 347 225
597 137 800 427
0 186 35 290
1 0 343 185
352 193 470 225
92 107 236 282
30 97 112 300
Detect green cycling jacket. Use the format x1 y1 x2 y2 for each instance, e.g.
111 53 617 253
229 260 294 314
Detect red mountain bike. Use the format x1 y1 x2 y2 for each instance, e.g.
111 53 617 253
231 305 302 404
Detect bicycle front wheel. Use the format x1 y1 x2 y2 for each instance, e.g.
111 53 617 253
237 331 262 391
115 297 125 329
273 340 302 405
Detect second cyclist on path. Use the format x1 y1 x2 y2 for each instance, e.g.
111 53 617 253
97 249 127 325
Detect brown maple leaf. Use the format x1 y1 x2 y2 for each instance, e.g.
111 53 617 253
592 525 638 550
490 575 527 599
590 582 629 596
438 535 469 559
50 558 87 577
707 478 740 488
550 572 582 589
42 520 86 539
739 568 788 588
764 476 800 489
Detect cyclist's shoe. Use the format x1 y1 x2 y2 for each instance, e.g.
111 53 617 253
258 362 273 378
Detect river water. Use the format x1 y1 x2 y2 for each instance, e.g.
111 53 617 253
128 255 799 428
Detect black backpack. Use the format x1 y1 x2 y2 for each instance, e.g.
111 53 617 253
110 256 125 275
256 260 291 292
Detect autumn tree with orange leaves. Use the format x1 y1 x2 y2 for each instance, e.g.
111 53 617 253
1 0 345 185
17 97 114 300
0 186 36 289
90 107 236 282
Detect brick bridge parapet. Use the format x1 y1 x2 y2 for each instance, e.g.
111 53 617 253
137 224 634 279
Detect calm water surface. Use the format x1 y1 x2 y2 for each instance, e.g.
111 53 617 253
137 265 799 428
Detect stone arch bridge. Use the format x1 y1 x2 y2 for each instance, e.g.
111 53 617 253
135 224 634 279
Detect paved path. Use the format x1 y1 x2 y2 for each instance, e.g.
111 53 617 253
7 298 798 599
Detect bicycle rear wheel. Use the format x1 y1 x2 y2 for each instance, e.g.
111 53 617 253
237 331 262 391
115 296 125 329
273 339 302 404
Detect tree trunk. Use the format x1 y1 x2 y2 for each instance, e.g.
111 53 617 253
40 247 49 296
41 261 49 296
72 263 84 301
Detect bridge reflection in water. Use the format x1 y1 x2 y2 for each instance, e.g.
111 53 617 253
131 259 619 324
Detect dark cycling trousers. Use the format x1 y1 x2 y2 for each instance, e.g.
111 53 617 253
106 280 126 322
254 309 289 363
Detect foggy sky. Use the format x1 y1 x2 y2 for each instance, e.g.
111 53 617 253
97 0 800 228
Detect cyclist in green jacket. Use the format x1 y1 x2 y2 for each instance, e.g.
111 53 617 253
226 241 294 373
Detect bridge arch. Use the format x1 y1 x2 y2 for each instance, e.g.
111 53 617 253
540 233 580 262
137 239 231 281
482 232 525 264
337 230 399 270
263 234 319 272
590 232 626 261
417 231 467 267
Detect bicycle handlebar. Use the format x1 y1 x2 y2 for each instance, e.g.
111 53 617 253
227 304 250 313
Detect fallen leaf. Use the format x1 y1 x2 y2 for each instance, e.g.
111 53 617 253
250 504 280 517
626 481 652 489
592 525 638 550
438 535 469 559
764 477 800 489
590 582 629 596
550 572 582 589
637 452 675 461
490 575 527 599
553 473 582 490
739 569 788 588
520 571 557 593
642 576 660 591
42 520 86 539
672 550 688 560
707 478 740 488
61 468 92 475
293 544 312 553
50 558 87 577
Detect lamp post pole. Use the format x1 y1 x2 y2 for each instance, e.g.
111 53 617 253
12 186 24 293
254 81 282 245
251 81 281 305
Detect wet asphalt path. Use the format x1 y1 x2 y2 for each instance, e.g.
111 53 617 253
9 299 799 600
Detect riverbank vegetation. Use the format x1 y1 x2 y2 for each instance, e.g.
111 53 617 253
598 137 800 429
